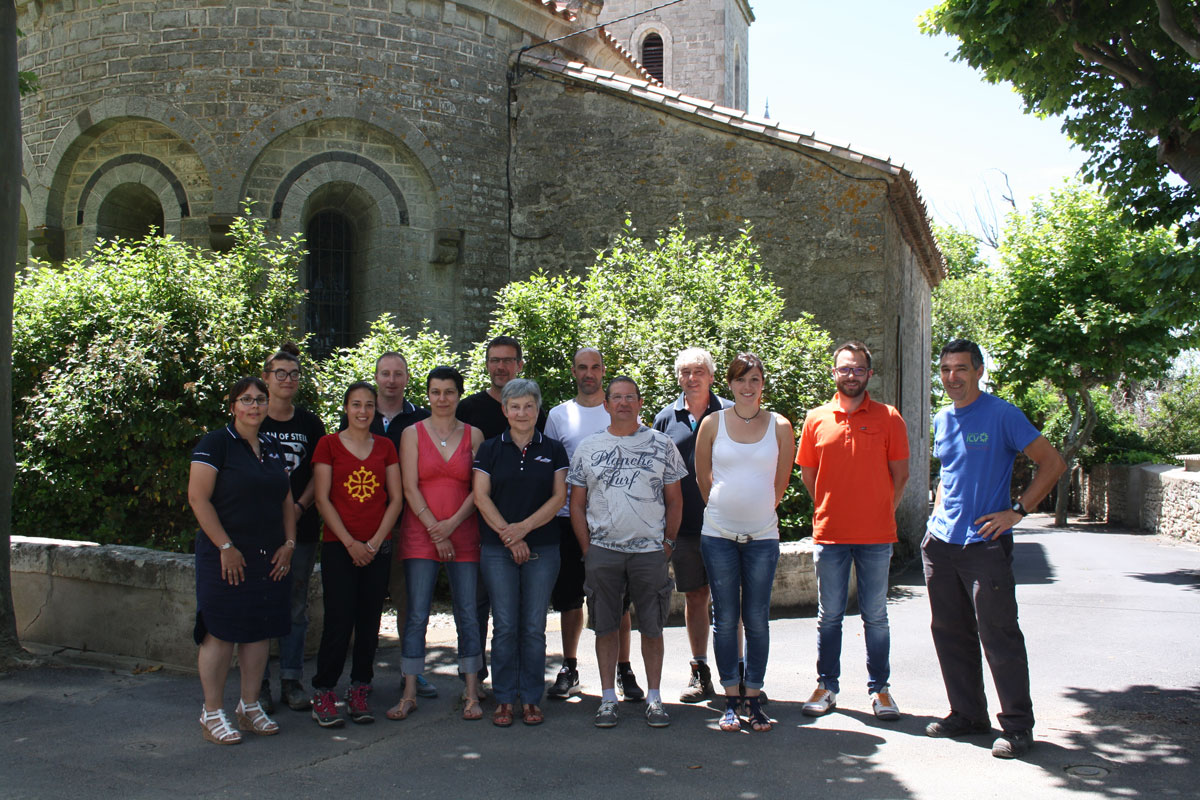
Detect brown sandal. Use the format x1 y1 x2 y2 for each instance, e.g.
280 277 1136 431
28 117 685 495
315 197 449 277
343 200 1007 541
386 697 417 720
492 703 514 727
522 704 544 726
462 696 483 721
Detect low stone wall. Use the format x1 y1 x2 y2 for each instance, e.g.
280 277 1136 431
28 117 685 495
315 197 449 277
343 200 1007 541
11 536 829 668
1139 466 1200 544
10 537 322 670
1081 463 1142 528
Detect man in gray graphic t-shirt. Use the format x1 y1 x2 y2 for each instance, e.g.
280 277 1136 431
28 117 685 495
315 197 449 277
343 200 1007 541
568 376 686 730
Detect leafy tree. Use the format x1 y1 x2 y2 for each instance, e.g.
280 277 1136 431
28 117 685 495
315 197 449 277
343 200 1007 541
994 182 1200 524
13 215 306 550
1147 368 1200 456
310 314 461 427
921 0 1200 238
480 220 835 537
930 224 1006 408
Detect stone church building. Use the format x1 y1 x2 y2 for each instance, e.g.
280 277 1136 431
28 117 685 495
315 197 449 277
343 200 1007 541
17 0 942 543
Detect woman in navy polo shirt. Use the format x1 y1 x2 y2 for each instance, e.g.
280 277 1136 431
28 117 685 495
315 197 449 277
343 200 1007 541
473 378 568 727
189 376 297 745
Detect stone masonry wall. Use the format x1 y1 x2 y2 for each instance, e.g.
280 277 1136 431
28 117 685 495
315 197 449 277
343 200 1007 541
509 66 934 548
18 0 633 346
1139 466 1200 544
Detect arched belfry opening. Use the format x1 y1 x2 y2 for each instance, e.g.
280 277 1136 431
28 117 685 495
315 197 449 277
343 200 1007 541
641 32 665 83
305 210 355 359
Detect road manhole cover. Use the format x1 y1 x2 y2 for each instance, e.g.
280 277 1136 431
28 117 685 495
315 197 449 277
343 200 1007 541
1065 765 1109 778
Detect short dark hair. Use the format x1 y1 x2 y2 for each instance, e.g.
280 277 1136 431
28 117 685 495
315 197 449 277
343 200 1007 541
342 381 377 405
605 375 640 400
833 340 872 370
726 352 765 384
486 335 522 362
228 376 269 409
427 365 465 394
263 342 301 373
940 339 984 369
374 351 408 372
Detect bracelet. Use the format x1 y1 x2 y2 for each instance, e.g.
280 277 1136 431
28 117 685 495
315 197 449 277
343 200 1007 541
284 540 296 549
365 541 377 554
219 541 233 551
416 507 429 518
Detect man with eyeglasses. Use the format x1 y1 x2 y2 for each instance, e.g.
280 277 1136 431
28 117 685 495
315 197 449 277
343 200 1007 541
456 336 546 694
923 339 1064 760
569 377 686 728
796 341 910 722
457 335 547 438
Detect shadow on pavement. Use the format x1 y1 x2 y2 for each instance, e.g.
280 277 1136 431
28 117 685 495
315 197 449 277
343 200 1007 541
1125 568 1200 592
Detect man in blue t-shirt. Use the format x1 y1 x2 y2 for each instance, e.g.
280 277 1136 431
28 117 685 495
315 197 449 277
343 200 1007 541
923 339 1065 760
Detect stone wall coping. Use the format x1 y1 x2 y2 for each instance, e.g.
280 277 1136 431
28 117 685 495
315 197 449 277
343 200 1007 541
11 535 194 592
1143 464 1200 482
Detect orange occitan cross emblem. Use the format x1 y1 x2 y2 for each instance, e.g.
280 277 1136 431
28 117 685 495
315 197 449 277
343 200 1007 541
343 466 380 503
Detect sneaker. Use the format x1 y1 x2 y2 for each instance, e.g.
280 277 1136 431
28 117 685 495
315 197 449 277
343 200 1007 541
617 668 645 702
925 711 990 738
992 730 1033 759
801 685 837 716
345 684 374 724
415 674 439 699
311 689 345 728
548 666 581 699
594 699 619 728
679 661 714 704
281 679 311 711
645 700 671 728
259 679 275 714
871 690 901 720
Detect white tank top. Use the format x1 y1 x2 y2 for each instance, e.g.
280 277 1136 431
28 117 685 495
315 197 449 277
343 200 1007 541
702 410 780 540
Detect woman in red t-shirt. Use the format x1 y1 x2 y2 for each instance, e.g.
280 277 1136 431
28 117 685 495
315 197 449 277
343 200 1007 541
309 382 403 728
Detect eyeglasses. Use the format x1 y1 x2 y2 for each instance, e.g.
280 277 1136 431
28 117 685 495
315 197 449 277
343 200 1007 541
608 394 639 403
236 396 269 407
487 357 519 366
271 369 301 381
833 367 868 377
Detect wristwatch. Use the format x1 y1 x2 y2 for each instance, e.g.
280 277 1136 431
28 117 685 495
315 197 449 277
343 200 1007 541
219 541 234 550
1011 501 1028 517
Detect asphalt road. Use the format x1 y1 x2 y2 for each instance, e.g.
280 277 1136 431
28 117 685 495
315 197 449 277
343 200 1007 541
2 516 1197 799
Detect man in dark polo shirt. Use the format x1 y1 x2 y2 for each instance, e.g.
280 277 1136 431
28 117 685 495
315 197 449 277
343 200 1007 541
652 346 730 703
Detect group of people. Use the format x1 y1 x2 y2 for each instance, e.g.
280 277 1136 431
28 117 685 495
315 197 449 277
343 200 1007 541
188 334 1064 760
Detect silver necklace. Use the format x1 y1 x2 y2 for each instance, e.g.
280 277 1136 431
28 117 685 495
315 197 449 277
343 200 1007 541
428 421 457 447
732 407 761 424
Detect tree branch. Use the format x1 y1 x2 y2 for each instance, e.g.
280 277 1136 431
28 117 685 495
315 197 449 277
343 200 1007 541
1073 41 1153 88
1119 28 1159 75
1156 0 1200 60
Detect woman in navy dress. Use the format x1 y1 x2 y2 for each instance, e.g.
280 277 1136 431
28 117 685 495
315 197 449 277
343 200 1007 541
188 376 297 745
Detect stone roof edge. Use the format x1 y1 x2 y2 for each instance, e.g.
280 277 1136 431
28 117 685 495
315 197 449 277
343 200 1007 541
523 56 944 285
599 26 659 84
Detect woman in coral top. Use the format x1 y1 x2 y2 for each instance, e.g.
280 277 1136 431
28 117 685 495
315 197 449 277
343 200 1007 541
309 382 403 728
388 366 485 722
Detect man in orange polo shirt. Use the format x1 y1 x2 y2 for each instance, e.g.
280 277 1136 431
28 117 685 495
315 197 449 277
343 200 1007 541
796 341 909 720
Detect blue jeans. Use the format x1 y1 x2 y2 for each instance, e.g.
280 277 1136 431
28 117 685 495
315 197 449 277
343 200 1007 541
402 559 482 676
814 542 893 694
478 544 560 704
700 535 779 690
274 541 318 681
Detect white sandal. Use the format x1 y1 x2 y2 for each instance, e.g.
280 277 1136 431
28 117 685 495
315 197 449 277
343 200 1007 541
236 699 280 736
200 705 242 745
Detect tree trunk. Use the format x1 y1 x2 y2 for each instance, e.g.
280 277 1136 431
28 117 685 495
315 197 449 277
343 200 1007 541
0 0 24 667
1054 388 1099 527
1157 123 1200 191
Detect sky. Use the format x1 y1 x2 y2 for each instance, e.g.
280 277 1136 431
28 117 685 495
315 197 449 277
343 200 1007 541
747 0 1089 238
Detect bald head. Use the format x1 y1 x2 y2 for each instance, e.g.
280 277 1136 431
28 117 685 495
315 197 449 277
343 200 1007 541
572 347 605 400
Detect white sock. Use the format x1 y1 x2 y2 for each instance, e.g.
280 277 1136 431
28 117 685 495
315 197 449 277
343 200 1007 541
646 689 662 704
602 688 618 703
692 656 707 665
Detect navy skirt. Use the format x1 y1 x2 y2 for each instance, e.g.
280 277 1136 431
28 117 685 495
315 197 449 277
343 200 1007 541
194 534 291 645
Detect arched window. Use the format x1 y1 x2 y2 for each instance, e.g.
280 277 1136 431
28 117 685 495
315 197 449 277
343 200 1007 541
95 183 164 242
305 210 354 359
641 32 664 83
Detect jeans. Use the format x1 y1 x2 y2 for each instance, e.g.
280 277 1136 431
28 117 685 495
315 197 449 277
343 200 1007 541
478 544 560 704
402 559 482 676
273 541 318 682
922 533 1033 732
312 540 392 690
813 542 893 695
700 535 779 690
